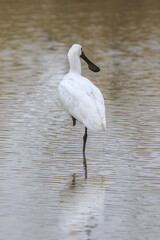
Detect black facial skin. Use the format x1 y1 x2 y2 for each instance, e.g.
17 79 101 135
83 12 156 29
80 51 100 72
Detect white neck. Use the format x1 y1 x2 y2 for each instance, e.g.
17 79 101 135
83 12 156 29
68 55 81 75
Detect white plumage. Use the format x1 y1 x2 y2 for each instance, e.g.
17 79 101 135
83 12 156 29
58 44 106 155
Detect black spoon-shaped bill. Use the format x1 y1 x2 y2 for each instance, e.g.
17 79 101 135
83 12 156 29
80 51 100 72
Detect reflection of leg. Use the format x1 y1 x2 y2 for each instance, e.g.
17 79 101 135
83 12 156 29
72 116 76 126
83 155 87 179
72 173 76 186
83 127 87 155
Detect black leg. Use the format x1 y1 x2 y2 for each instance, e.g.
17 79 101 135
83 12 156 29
83 127 87 156
72 116 76 126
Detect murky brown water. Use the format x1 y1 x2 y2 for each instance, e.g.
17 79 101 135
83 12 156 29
0 0 160 239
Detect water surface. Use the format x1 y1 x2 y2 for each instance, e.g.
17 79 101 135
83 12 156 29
0 0 160 239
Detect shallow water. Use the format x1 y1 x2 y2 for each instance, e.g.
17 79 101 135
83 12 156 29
0 0 160 239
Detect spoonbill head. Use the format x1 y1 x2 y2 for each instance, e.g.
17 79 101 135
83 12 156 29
58 44 106 158
68 44 100 74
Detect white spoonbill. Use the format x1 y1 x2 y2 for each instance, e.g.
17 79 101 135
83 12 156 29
58 44 106 156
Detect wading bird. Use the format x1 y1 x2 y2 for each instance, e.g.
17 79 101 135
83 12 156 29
58 44 106 158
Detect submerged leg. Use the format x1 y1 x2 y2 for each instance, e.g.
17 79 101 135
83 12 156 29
72 116 76 126
83 127 88 156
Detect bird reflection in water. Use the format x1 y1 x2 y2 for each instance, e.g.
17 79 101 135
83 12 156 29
57 174 105 240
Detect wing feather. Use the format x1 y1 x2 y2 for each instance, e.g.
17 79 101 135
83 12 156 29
58 75 106 131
